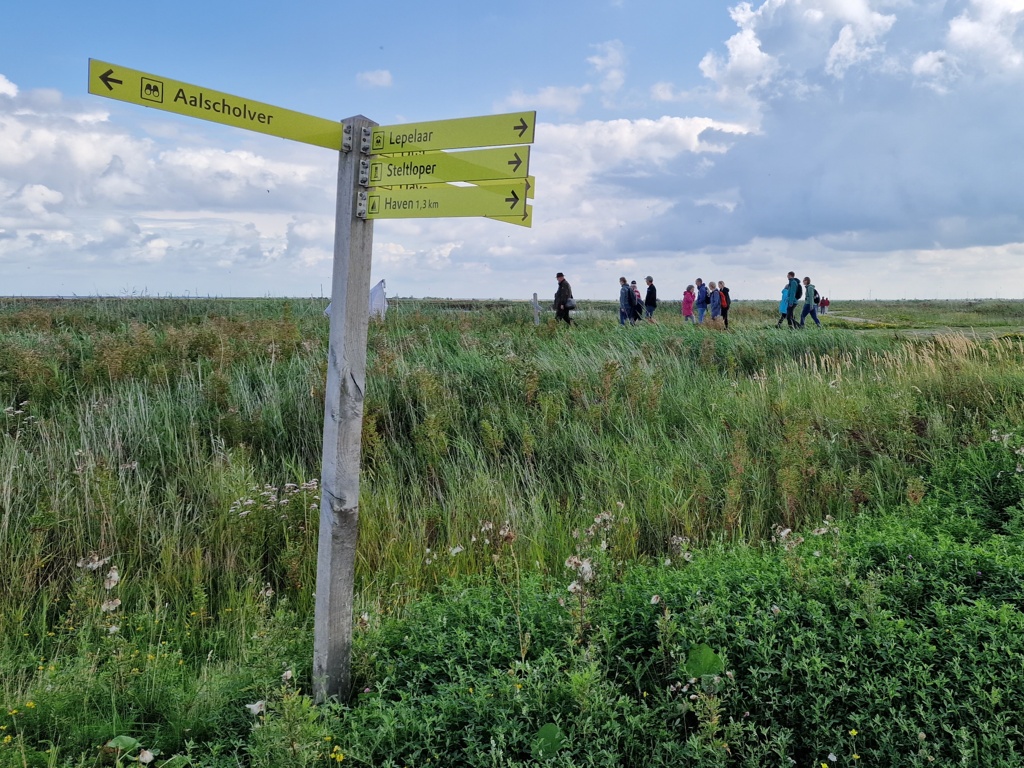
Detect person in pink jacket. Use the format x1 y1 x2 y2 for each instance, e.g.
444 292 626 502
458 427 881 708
681 285 696 322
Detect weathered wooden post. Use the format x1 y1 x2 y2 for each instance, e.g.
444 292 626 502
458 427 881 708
532 292 541 325
313 115 376 703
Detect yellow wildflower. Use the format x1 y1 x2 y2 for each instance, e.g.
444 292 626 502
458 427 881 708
849 729 858 736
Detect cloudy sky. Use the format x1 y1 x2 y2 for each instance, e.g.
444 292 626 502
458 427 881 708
3 0 1024 300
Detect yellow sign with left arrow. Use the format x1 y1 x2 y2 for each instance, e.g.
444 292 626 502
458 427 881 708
87 59 344 150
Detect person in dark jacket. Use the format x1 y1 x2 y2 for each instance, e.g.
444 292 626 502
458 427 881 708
554 272 573 325
718 280 731 329
630 281 644 323
618 277 634 325
644 276 657 321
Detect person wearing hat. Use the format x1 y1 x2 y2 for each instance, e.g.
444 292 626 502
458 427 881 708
644 276 657 321
554 272 573 325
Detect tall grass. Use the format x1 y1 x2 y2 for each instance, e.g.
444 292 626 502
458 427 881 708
4 298 1024 761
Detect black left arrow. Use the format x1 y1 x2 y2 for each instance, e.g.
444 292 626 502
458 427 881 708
507 152 523 173
99 69 123 91
505 189 520 209
513 117 529 137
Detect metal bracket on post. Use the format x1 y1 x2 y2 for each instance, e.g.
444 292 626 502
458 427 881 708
360 126 372 154
342 123 353 152
355 190 368 219
358 158 370 187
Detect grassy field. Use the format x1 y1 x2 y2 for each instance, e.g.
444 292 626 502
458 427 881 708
2 297 1024 766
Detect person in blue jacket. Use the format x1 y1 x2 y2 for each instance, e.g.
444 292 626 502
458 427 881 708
709 281 722 321
695 278 708 324
776 271 800 328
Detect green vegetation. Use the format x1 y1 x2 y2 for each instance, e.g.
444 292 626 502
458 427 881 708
2 297 1024 765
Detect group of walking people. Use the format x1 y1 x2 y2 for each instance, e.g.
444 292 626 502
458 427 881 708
617 276 660 325
680 278 732 328
551 270 829 329
775 271 829 328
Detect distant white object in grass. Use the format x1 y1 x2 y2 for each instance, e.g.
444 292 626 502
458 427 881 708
245 700 266 715
77 554 111 571
104 566 120 590
324 279 388 319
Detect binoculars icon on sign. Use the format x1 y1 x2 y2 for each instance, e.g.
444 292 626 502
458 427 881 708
141 78 163 103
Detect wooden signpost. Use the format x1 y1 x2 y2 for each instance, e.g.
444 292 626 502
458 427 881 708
89 59 536 703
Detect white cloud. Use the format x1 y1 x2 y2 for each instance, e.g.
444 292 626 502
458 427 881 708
588 40 627 98
0 75 17 98
498 85 593 115
825 16 895 78
650 82 682 102
947 0 1024 72
357 70 393 88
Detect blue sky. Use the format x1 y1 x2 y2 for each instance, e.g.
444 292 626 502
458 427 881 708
3 0 1024 300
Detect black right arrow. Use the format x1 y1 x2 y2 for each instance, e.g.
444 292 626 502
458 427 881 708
99 69 123 91
505 189 520 209
513 117 529 137
507 152 523 173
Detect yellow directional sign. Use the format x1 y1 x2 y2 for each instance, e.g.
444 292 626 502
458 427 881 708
88 59 344 150
488 205 533 228
471 177 535 199
363 182 528 220
369 146 529 186
371 111 535 154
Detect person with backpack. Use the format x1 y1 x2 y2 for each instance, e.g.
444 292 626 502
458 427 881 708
695 278 708 324
718 280 731 329
776 271 801 328
799 276 821 328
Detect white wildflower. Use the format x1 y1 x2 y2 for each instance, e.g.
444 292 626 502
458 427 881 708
77 554 112 571
104 566 120 590
650 595 661 605
245 700 266 715
567 581 582 594
449 546 464 556
138 749 155 764
281 669 293 682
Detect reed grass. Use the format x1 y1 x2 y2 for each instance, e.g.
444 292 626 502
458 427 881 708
3 298 1024 761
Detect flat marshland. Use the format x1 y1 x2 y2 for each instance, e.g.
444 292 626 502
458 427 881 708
3 297 1024 766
